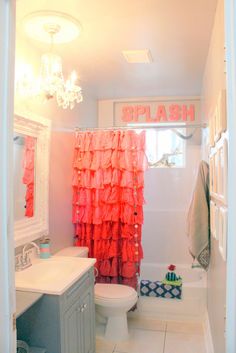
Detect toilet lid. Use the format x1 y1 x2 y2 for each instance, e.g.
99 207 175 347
95 284 136 299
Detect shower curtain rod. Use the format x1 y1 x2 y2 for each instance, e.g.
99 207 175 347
75 123 207 131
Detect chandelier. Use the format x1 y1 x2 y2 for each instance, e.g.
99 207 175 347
16 14 83 110
38 24 82 109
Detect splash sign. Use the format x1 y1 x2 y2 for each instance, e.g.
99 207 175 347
114 100 199 125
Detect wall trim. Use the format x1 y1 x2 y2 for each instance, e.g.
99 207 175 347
225 0 236 352
204 312 215 353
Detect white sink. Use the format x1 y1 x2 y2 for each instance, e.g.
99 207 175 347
15 256 96 295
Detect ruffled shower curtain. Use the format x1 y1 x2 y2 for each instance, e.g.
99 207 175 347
22 136 36 217
72 130 147 288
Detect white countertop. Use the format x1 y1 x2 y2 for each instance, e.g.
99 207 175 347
15 256 96 295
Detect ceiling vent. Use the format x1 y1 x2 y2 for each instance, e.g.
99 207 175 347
122 49 153 63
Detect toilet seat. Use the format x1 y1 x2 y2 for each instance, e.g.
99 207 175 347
95 283 136 299
94 283 137 307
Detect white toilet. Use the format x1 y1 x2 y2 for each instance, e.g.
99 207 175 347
95 283 137 340
55 246 138 341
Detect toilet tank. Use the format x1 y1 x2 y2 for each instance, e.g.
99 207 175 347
54 246 88 258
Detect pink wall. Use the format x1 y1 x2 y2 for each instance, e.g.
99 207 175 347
49 131 75 253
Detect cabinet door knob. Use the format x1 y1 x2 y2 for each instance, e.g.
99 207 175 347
83 304 87 309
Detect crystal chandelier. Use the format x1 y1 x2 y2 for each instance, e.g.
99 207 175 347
17 23 83 110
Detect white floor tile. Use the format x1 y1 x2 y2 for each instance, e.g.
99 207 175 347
166 321 203 335
164 332 206 353
128 317 166 332
96 336 116 353
115 328 165 353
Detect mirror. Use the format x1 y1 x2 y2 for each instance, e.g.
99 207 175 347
14 110 51 247
14 133 36 220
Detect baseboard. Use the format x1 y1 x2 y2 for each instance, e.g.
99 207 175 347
204 311 214 353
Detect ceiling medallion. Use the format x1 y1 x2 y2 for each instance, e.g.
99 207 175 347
16 11 83 109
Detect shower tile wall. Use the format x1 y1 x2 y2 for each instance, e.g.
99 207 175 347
142 144 201 266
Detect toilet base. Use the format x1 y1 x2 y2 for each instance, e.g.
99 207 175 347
96 311 107 325
105 314 129 341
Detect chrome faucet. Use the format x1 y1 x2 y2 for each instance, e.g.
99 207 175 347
22 241 40 258
15 241 40 271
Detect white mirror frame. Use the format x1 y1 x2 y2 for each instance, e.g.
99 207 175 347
14 110 51 247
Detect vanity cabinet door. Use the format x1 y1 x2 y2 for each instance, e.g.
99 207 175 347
79 288 95 353
62 269 95 353
63 287 95 353
63 299 82 353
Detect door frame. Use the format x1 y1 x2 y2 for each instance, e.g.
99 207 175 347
0 0 236 352
225 0 236 352
0 0 16 352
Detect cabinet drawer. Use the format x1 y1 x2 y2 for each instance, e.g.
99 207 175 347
62 270 93 309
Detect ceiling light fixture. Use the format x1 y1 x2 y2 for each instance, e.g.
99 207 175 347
122 49 153 64
37 23 82 109
16 12 83 109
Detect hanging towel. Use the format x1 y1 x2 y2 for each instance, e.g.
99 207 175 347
187 160 210 270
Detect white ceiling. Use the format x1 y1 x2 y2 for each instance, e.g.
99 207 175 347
16 0 217 100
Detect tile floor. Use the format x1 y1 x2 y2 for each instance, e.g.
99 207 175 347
96 317 206 353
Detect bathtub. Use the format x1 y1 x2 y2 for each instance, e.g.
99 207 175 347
130 263 207 322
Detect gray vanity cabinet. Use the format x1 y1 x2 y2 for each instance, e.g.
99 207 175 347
63 299 82 353
80 288 95 353
17 268 95 353
63 280 95 353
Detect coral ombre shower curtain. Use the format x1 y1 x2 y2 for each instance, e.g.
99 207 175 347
72 130 147 288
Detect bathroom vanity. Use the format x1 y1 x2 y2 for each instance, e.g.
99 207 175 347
16 259 96 353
